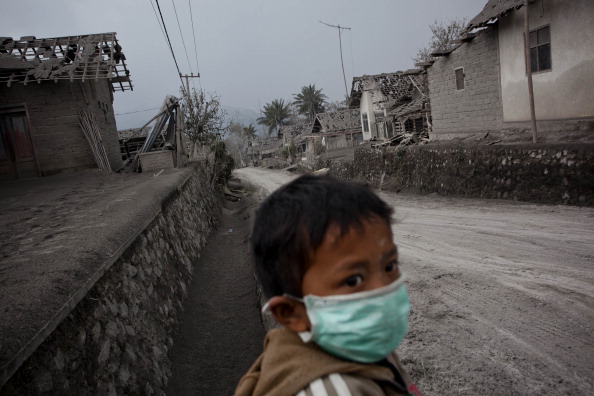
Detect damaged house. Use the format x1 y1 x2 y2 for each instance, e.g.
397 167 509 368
0 32 132 179
349 70 429 144
304 108 361 166
280 122 312 161
422 0 594 140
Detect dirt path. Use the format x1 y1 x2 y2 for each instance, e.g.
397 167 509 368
234 167 594 395
166 189 265 395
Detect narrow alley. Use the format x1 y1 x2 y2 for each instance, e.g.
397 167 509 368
165 189 265 395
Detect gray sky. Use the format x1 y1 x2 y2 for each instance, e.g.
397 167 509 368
1 0 485 130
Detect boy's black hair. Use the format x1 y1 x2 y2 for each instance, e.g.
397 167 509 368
252 174 393 299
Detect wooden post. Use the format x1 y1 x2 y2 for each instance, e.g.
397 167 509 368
524 0 538 143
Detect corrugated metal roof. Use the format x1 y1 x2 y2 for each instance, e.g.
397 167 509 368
468 0 525 30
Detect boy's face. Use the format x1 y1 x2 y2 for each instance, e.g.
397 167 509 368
302 216 400 298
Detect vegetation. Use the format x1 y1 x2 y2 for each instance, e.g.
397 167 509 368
413 18 468 64
293 84 328 122
224 122 251 167
243 124 257 142
181 88 228 155
257 99 291 136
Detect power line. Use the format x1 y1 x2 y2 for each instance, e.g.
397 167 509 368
116 107 161 116
153 0 184 87
188 0 202 89
149 0 168 47
171 0 194 74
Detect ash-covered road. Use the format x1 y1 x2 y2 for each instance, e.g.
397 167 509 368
234 167 594 395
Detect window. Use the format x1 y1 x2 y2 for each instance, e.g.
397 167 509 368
362 113 369 132
455 68 465 90
529 25 551 72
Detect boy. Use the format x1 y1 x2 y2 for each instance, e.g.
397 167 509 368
235 174 421 396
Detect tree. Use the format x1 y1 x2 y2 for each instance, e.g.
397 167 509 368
181 88 228 154
293 84 328 122
326 100 347 113
225 122 248 167
413 18 468 64
257 99 291 136
243 124 257 142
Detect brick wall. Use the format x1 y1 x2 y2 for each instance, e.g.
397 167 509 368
427 27 503 138
0 80 122 175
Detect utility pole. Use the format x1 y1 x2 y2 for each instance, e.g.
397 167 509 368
523 0 538 143
320 21 351 104
180 72 201 95
320 21 355 146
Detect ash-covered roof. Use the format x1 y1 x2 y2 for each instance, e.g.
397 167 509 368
279 123 313 137
313 108 361 134
350 71 420 108
467 0 525 30
0 32 132 91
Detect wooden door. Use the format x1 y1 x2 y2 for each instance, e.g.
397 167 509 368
0 112 38 179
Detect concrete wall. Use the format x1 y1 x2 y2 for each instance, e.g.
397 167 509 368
427 27 503 138
498 0 594 122
323 144 594 206
1 165 221 395
0 79 122 175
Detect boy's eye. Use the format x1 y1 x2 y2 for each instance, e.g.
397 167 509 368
385 261 398 273
344 274 363 287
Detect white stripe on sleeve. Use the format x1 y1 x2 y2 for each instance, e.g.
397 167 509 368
328 374 352 396
309 378 329 396
296 391 307 396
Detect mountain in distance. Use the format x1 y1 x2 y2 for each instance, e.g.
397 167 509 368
224 106 267 136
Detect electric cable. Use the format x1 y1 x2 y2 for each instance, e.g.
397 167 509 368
149 0 168 49
153 0 184 87
116 107 161 116
171 0 194 74
188 0 203 89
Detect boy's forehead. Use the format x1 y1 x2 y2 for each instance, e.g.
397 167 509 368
323 217 392 248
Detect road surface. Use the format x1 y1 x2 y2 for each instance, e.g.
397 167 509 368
234 166 594 395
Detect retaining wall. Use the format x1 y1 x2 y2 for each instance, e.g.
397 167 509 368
325 144 594 206
1 165 221 395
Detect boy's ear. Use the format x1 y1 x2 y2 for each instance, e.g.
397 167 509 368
268 296 311 333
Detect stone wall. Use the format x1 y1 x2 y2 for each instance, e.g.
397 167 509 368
427 27 503 139
1 165 221 395
325 144 594 206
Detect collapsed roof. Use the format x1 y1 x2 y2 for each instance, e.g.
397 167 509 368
0 32 132 91
350 71 422 109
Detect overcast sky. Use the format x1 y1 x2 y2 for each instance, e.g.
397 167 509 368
1 0 485 130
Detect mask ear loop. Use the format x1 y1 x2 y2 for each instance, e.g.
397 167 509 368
261 294 304 314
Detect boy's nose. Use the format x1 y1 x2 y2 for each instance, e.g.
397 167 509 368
368 274 393 290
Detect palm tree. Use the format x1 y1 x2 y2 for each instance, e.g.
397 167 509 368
293 84 328 122
243 124 257 141
258 99 291 136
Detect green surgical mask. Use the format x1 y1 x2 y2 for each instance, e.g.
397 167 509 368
297 274 410 363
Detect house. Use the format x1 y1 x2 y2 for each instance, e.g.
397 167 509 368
280 123 312 155
423 0 594 140
304 108 362 166
245 136 283 165
0 33 132 179
349 71 426 142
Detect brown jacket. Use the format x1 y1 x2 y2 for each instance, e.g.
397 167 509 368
234 328 421 396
